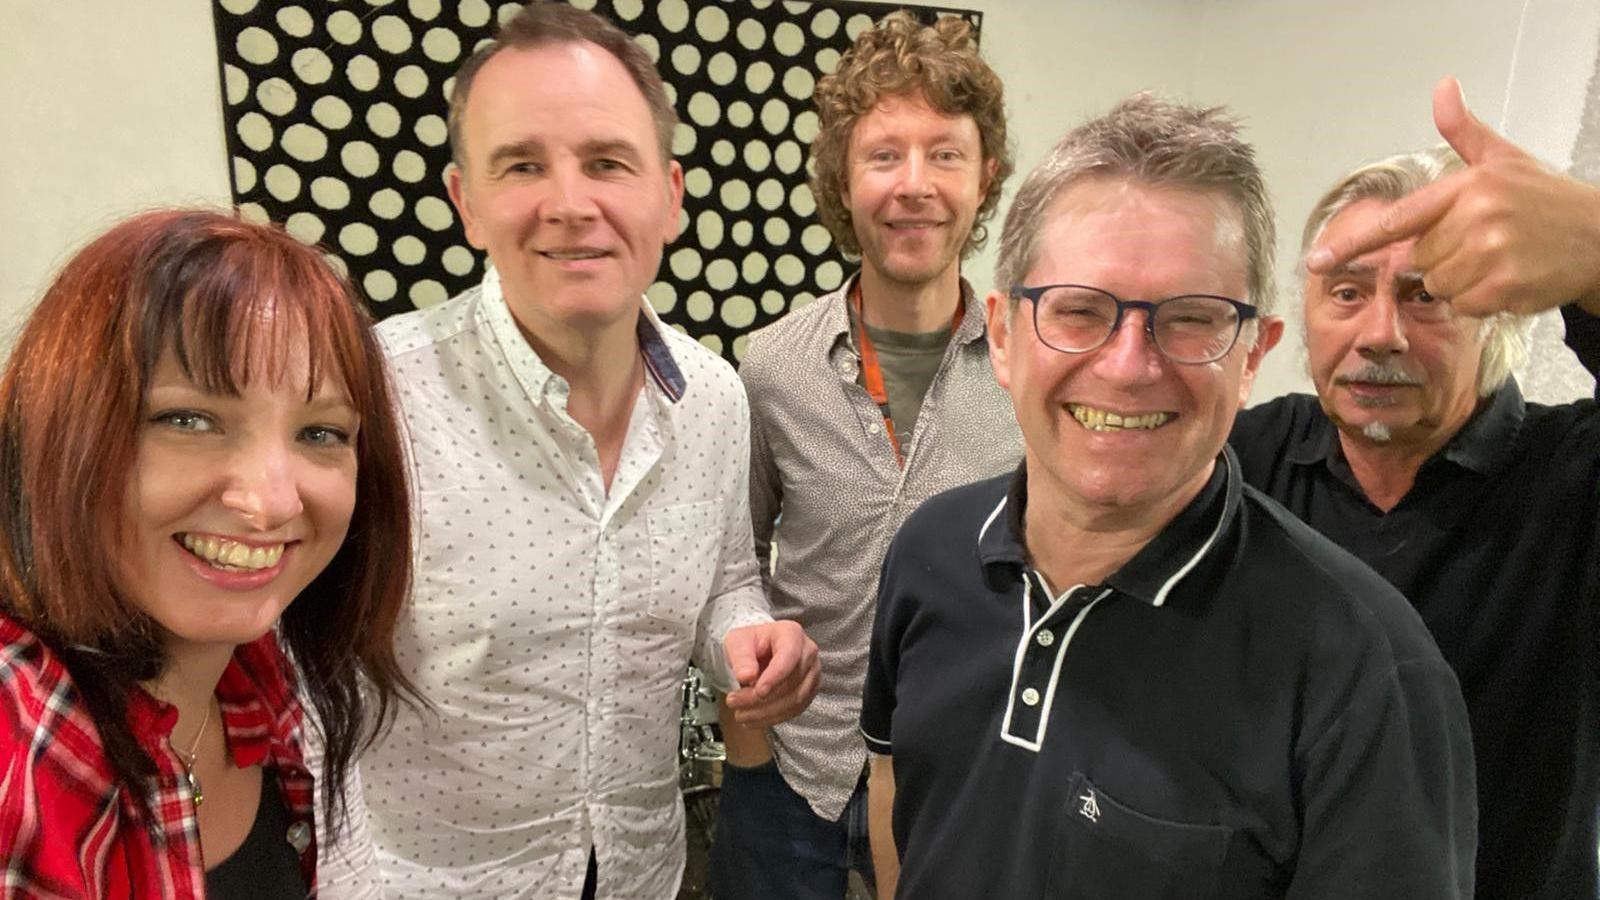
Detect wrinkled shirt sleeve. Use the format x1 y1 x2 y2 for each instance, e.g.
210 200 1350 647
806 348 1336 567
693 384 774 693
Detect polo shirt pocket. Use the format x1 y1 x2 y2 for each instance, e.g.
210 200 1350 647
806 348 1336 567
646 500 723 627
1046 772 1232 900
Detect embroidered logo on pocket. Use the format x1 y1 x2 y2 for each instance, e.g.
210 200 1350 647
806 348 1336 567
1078 789 1102 824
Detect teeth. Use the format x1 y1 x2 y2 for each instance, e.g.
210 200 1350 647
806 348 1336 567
180 534 285 572
544 249 605 260
1070 405 1173 432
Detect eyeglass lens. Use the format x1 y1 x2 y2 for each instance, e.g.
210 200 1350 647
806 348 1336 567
1034 286 1242 363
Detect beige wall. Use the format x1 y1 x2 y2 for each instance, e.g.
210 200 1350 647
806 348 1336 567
0 0 233 341
2 0 1591 399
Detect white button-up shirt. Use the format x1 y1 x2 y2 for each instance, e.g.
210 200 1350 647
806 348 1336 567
340 269 771 898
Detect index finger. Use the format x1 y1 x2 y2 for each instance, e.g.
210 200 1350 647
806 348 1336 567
1306 174 1461 273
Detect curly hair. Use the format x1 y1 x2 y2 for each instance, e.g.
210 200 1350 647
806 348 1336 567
809 11 1012 259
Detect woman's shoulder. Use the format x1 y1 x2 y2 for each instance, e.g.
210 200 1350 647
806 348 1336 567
0 612 82 744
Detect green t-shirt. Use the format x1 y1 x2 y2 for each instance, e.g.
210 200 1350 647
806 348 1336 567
861 320 952 452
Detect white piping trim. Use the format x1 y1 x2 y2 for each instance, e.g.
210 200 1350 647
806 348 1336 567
1034 588 1112 746
860 724 892 753
1150 465 1232 607
999 577 1110 752
977 496 1007 546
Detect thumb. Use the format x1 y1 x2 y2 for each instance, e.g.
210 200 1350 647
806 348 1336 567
1433 76 1519 165
722 628 762 685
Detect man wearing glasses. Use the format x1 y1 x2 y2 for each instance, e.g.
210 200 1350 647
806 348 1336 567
860 95 1476 898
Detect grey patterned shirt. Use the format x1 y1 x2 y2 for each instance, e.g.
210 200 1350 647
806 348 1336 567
742 274 1024 819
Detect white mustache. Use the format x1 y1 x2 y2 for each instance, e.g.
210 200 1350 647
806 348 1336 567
1335 362 1423 387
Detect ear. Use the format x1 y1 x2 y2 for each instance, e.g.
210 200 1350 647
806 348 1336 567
980 155 1000 198
1236 315 1285 407
985 290 1013 391
446 164 487 250
663 159 686 243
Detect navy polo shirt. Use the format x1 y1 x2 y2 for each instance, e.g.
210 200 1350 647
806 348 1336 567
1229 305 1600 900
861 449 1476 899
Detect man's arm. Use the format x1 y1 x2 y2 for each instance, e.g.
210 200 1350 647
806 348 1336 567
1288 658 1476 899
716 357 788 760
1561 304 1600 392
868 754 899 899
1309 77 1600 320
744 349 783 593
697 385 820 727
306 724 385 899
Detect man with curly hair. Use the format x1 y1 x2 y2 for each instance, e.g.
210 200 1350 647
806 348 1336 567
707 10 1020 899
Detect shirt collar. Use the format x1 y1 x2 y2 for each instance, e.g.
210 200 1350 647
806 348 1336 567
127 633 297 769
479 266 687 405
979 447 1241 608
1439 379 1524 474
1285 378 1526 476
827 270 987 356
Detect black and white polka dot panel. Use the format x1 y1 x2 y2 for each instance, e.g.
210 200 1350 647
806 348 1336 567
212 0 980 364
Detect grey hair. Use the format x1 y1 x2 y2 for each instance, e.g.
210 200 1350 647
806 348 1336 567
994 93 1276 315
1300 145 1529 397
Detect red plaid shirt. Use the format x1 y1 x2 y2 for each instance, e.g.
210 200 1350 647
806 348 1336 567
0 613 318 898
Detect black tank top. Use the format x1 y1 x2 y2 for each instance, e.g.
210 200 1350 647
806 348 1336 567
204 768 307 898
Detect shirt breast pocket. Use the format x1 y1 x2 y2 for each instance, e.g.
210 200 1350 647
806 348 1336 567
646 500 723 628
1047 772 1232 900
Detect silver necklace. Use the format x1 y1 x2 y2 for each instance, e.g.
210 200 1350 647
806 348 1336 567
174 700 213 808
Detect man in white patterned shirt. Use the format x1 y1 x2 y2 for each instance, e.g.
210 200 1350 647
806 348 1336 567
331 5 821 898
709 12 1021 899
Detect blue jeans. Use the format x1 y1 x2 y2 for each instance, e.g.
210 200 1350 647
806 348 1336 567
709 760 876 900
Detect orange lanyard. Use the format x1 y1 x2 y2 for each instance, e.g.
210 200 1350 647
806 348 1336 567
850 281 964 468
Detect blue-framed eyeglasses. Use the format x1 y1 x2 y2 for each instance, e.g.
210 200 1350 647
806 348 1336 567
1009 284 1259 365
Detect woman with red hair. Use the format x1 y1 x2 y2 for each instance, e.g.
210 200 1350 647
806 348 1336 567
0 209 416 898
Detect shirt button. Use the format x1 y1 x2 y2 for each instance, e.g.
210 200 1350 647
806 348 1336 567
1021 687 1041 706
868 423 882 435
837 361 855 377
1036 630 1055 647
286 820 311 854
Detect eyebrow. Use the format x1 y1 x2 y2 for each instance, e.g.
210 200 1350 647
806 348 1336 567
581 138 643 162
486 139 542 170
305 392 357 414
1322 260 1377 280
484 137 644 170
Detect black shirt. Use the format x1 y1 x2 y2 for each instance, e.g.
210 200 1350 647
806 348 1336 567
204 768 307 899
1229 305 1600 900
861 450 1476 899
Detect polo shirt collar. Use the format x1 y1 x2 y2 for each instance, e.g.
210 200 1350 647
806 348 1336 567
1439 379 1524 474
979 447 1241 608
1284 378 1526 476
827 271 988 358
480 265 687 405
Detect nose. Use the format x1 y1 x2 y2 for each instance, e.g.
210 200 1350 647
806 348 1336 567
1088 309 1165 385
541 161 599 226
1354 290 1409 358
894 154 933 201
220 438 304 531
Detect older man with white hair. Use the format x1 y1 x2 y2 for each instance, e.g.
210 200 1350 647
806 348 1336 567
1230 77 1600 900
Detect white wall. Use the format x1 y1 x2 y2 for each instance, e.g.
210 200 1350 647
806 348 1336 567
2 0 1590 400
0 0 233 340
1185 0 1527 399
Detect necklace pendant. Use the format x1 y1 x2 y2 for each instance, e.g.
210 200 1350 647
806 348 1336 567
186 767 204 808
